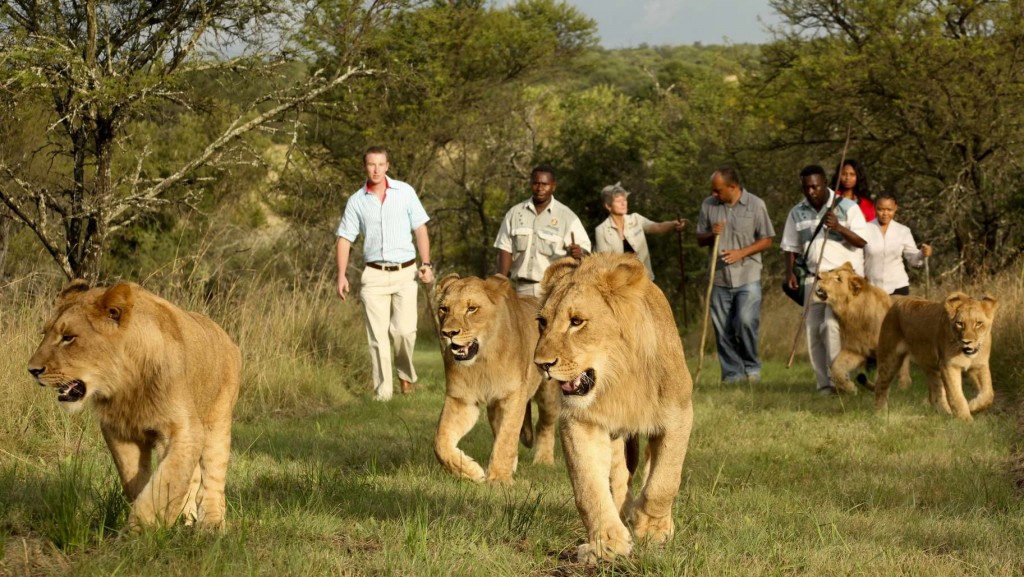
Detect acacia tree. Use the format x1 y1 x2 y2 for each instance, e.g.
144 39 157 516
757 0 1024 275
0 0 402 280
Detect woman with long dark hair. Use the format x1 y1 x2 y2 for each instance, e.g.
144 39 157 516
831 159 875 222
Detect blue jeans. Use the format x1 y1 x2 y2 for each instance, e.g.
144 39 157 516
710 281 763 382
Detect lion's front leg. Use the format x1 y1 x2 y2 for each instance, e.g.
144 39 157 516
608 435 633 521
130 426 204 529
101 427 152 502
966 364 994 414
630 402 693 545
830 350 865 394
530 378 559 465
195 411 234 529
560 420 632 564
941 367 972 421
434 396 486 482
485 391 529 482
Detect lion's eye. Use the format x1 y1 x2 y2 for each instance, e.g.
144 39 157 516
570 317 585 327
975 321 983 328
955 321 964 329
438 306 449 316
467 306 478 314
61 335 76 344
537 317 547 331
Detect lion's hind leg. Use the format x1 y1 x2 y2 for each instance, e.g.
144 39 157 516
195 416 233 529
530 378 559 465
182 464 201 526
434 396 486 482
874 338 908 414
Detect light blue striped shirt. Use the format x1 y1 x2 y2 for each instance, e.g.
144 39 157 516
335 178 430 263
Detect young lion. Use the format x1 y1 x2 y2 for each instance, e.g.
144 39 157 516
874 292 998 421
28 280 242 529
534 254 694 563
814 262 910 393
433 274 559 482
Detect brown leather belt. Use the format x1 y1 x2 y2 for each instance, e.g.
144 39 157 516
366 259 416 272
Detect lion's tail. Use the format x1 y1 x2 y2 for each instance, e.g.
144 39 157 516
519 400 535 449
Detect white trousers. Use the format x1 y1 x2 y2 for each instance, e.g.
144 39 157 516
805 291 841 392
360 266 419 400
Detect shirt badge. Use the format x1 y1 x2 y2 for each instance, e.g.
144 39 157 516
551 218 558 226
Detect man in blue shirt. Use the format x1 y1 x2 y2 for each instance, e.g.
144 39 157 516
336 147 434 401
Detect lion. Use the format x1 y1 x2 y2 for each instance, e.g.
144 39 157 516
433 273 559 482
533 254 694 563
814 262 910 393
28 280 241 529
874 292 998 421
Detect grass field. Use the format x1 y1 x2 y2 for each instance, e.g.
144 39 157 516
2 278 1023 576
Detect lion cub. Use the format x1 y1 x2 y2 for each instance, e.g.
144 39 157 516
874 292 998 421
434 274 559 482
28 280 242 529
534 254 694 563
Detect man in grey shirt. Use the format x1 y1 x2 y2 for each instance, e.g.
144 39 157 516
696 166 775 384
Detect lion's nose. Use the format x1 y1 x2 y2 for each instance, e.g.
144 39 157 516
28 367 43 377
441 328 460 339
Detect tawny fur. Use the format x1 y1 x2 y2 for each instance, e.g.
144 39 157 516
28 280 241 529
533 253 694 563
874 292 998 421
433 274 559 482
814 262 910 393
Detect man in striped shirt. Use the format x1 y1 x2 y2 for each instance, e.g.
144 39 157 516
336 147 434 401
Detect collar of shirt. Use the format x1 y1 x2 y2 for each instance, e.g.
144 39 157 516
361 177 391 195
523 196 557 215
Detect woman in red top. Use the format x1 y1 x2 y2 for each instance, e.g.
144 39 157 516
831 159 875 222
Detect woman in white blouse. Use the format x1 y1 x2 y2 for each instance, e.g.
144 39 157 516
594 182 686 279
864 192 933 295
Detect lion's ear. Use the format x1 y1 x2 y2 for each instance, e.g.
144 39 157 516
98 283 135 326
436 273 461 298
56 279 91 305
483 274 513 301
601 257 648 298
943 291 970 317
849 275 864 295
980 296 999 316
839 261 854 273
540 257 578 294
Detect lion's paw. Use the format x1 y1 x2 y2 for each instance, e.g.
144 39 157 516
531 450 554 465
577 525 632 563
630 510 674 544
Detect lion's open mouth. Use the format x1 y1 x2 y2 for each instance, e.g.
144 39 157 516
961 345 978 356
559 369 595 396
814 286 828 301
57 380 86 402
450 340 480 361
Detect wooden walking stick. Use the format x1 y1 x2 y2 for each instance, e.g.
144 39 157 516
924 254 931 299
677 216 689 327
786 124 853 369
694 232 721 383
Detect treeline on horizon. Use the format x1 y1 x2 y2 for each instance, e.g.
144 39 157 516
1 0 1021 304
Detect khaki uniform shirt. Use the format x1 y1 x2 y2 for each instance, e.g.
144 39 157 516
493 197 591 282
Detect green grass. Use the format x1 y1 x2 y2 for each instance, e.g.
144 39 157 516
3 282 1024 576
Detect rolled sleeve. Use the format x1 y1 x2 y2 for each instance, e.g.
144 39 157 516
780 214 802 254
567 218 592 252
407 194 430 231
493 212 513 252
336 199 361 242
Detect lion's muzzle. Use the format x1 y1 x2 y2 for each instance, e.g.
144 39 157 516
449 340 480 362
560 369 595 396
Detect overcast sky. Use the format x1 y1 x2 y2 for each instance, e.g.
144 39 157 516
534 0 781 47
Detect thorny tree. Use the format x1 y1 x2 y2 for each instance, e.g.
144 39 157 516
0 0 398 280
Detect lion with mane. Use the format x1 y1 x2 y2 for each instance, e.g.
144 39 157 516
874 291 998 420
28 280 241 529
433 274 559 482
533 254 694 563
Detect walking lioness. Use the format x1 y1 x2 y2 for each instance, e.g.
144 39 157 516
534 254 694 563
28 280 241 529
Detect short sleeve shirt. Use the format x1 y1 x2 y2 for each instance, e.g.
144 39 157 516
696 190 776 287
335 177 429 263
493 197 592 282
780 194 867 275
